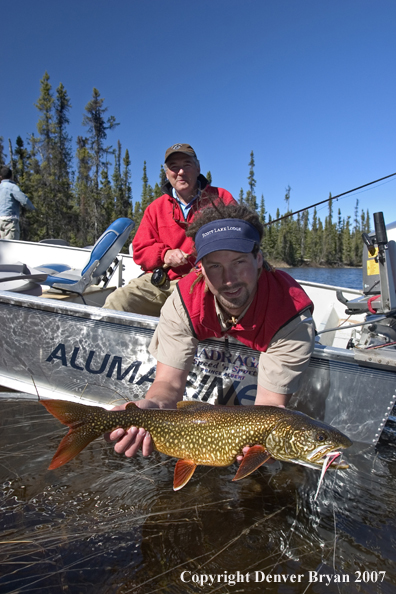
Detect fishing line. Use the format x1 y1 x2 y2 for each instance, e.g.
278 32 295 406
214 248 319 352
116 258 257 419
265 172 396 227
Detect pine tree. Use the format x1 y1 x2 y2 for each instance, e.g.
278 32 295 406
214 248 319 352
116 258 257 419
245 151 257 210
153 164 166 199
140 161 150 212
0 137 5 165
74 136 93 245
206 170 212 184
122 148 132 217
14 136 29 185
53 82 73 240
343 216 353 265
239 188 244 203
336 209 344 265
259 194 266 225
28 71 56 240
82 88 119 239
14 136 33 240
300 210 309 263
352 199 361 265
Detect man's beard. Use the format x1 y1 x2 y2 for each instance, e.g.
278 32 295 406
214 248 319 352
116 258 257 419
216 283 251 313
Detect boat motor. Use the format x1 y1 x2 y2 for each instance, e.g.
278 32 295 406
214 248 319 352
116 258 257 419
336 212 396 315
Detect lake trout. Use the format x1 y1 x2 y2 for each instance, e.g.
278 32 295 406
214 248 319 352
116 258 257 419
41 399 352 490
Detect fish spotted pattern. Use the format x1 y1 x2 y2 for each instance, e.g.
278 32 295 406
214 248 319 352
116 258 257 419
41 399 352 490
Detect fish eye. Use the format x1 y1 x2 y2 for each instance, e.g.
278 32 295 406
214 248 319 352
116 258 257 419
316 432 327 442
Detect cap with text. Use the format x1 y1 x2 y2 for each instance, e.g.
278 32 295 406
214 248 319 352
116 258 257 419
165 143 197 162
195 218 261 262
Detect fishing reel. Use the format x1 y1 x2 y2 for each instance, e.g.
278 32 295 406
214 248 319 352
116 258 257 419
151 266 169 287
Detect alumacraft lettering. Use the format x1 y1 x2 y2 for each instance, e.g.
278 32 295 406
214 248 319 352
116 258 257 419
46 343 148 384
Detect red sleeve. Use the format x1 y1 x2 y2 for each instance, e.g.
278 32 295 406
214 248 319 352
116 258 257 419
132 202 171 270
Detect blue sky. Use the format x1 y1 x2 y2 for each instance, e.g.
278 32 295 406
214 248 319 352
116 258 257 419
1 0 395 227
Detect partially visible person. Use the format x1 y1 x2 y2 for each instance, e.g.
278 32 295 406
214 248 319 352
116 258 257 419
0 166 35 240
103 143 235 315
107 203 316 460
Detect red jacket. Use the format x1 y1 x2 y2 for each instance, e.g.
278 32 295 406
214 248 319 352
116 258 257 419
177 268 313 352
132 176 236 280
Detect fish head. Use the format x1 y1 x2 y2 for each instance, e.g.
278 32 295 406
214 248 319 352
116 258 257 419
265 410 352 470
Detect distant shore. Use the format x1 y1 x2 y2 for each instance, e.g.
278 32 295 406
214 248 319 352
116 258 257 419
268 260 362 270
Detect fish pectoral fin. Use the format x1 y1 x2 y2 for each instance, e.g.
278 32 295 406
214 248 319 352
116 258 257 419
173 459 197 491
176 401 212 409
232 445 272 482
125 402 139 410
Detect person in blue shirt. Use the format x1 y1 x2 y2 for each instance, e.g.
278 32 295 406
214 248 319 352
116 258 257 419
0 166 35 240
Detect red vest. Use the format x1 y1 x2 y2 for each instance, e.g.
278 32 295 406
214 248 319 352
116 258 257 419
177 268 313 352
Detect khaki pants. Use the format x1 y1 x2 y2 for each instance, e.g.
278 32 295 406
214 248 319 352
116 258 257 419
0 218 20 240
103 272 179 316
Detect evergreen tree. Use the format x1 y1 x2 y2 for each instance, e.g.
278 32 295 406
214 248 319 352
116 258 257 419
308 207 320 263
14 136 33 240
0 137 5 165
28 71 56 240
82 88 119 239
336 209 344 265
245 150 257 210
14 136 29 185
352 199 361 265
122 148 132 217
343 216 353 265
300 210 309 263
323 195 337 264
239 188 244 203
140 161 150 212
53 82 74 240
112 141 132 220
206 170 212 184
259 194 266 225
154 164 166 199
74 136 93 245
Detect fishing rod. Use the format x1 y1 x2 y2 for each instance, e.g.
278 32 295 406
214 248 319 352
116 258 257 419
264 172 396 227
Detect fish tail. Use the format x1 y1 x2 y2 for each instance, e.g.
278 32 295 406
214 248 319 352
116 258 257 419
41 399 107 470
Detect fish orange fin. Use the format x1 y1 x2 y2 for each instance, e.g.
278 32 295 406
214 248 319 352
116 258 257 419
41 398 99 426
173 459 197 491
176 401 212 409
41 399 105 470
232 445 271 481
47 426 101 470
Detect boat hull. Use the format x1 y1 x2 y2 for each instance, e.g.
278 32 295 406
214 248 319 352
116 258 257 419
1 290 395 445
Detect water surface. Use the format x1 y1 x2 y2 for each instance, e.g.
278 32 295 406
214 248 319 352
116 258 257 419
1 397 396 594
280 267 362 291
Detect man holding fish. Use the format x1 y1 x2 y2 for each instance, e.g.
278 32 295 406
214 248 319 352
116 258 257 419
42 203 350 490
109 203 316 459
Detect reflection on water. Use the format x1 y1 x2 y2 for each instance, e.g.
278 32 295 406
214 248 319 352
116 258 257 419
1 398 396 593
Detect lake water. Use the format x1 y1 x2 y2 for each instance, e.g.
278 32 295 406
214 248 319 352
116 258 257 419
1 266 396 593
280 267 362 291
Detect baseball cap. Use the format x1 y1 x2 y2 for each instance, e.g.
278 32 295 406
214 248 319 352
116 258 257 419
195 218 261 262
165 143 197 162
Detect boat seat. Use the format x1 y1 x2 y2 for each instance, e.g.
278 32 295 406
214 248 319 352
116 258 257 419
36 217 134 296
0 263 48 296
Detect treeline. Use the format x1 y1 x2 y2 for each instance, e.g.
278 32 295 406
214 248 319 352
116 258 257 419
242 152 370 267
1 73 369 265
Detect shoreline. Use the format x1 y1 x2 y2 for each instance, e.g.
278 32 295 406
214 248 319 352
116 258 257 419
268 260 362 270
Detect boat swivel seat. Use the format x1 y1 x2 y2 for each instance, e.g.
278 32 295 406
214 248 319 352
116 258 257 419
36 217 134 298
